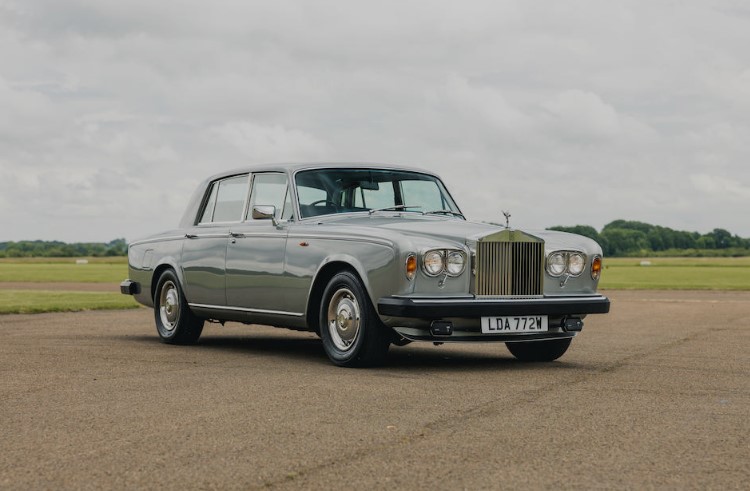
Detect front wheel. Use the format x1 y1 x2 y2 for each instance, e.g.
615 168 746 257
506 338 572 362
153 269 204 345
319 271 391 367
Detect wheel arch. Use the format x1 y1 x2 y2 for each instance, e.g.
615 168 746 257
306 260 368 334
150 258 184 302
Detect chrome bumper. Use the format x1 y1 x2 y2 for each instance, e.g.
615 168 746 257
120 279 141 295
377 294 610 318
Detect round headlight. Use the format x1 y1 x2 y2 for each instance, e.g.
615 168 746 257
547 252 566 276
568 253 585 276
423 250 444 276
445 251 466 276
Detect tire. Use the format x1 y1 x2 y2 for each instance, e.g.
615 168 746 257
506 338 572 362
153 269 204 345
319 271 391 367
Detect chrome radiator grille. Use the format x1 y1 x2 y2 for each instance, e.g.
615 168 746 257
475 239 544 296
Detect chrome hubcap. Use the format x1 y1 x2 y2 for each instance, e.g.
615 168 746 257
327 288 361 351
159 280 180 331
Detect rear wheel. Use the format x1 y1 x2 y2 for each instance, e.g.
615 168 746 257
154 269 204 345
506 338 571 362
320 271 390 367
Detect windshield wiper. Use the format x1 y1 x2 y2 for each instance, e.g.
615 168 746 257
423 209 464 218
368 205 422 215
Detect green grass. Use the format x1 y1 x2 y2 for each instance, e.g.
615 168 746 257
0 256 748 315
0 256 127 264
0 261 128 283
599 257 750 290
0 257 135 314
0 290 140 314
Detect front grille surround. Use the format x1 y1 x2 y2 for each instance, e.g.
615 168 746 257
474 230 545 297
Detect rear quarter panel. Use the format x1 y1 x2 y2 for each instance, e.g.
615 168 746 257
128 233 185 307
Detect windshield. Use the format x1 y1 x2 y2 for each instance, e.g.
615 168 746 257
295 168 462 219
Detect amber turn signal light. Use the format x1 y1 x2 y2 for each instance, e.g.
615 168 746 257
591 256 602 280
406 254 417 280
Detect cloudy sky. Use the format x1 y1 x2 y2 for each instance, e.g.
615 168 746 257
1 0 749 243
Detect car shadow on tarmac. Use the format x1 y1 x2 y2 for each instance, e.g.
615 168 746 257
122 333 583 371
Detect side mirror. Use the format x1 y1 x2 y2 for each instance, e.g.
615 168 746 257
252 205 278 226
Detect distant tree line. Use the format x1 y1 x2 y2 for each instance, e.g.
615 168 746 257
548 220 750 257
3 223 749 258
0 239 128 258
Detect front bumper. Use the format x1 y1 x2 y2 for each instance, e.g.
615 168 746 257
377 294 610 318
378 294 610 342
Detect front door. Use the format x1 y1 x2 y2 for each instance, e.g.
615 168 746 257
225 173 293 313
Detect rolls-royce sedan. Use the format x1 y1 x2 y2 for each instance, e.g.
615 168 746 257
122 163 610 367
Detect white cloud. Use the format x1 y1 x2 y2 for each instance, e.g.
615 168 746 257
210 122 331 163
0 0 749 241
690 174 750 200
540 90 621 140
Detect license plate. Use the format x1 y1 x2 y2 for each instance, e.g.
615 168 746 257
481 315 548 334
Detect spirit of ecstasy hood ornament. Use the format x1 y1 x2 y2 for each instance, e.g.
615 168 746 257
502 210 511 229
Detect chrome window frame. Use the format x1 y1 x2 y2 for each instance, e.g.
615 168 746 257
291 167 463 221
195 173 251 226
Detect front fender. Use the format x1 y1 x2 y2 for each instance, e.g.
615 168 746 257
308 246 398 310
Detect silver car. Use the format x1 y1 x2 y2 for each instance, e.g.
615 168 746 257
122 163 609 367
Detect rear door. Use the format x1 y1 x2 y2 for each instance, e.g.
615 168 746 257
182 174 249 307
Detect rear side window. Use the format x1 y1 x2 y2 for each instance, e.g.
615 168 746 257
198 183 219 223
199 175 249 223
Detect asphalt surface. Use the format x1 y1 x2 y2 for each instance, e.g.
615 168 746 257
1 290 748 490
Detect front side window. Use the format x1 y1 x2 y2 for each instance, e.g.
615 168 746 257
199 174 249 223
248 173 290 220
295 168 461 219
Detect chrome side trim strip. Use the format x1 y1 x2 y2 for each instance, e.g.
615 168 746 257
188 303 304 317
230 232 288 239
287 234 394 248
186 233 231 239
129 235 188 246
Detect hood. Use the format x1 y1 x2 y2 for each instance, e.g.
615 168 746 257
301 214 497 244
296 213 603 255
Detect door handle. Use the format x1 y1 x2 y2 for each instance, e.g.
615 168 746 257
185 234 198 239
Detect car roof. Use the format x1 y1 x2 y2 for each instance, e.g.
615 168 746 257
203 162 440 182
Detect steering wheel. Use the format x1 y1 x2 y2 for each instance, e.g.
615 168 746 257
309 199 339 209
